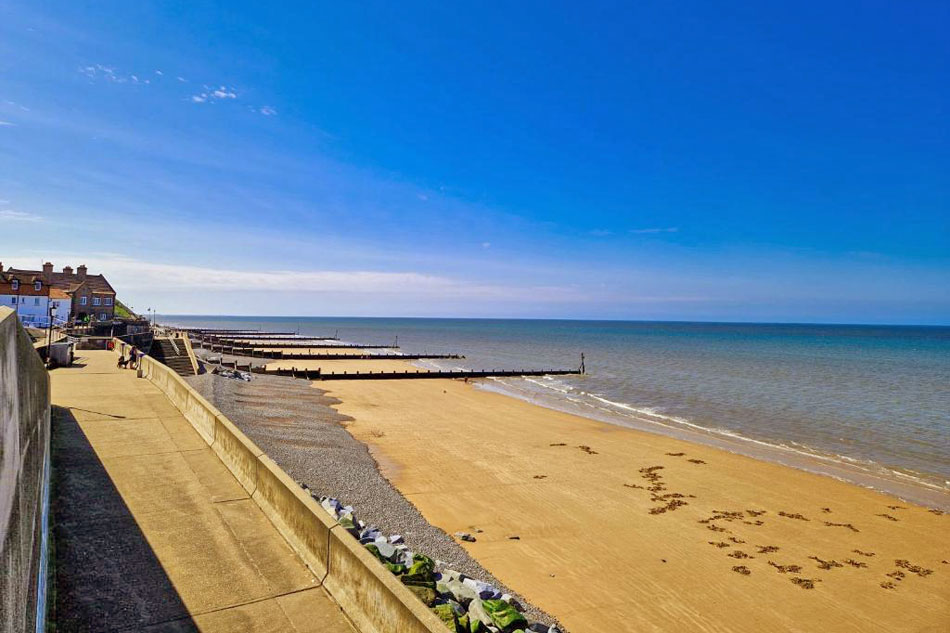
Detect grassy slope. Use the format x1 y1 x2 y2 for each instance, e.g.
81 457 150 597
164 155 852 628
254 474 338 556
114 299 136 319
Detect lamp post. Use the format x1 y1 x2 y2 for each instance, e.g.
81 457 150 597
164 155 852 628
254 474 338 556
45 300 54 364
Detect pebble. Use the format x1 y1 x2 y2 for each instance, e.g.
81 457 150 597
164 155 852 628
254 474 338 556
185 360 558 627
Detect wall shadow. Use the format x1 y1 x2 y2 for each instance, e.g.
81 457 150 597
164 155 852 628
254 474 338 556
49 406 198 632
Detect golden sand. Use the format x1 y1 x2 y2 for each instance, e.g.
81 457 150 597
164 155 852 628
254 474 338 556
324 378 950 633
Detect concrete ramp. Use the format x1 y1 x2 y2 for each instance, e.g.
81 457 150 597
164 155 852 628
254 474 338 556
48 350 355 632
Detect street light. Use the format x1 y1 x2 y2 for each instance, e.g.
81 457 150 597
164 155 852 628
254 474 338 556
45 300 54 364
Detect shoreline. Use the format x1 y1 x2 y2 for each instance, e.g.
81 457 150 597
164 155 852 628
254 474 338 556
470 375 950 511
324 375 949 633
238 348 947 509
173 319 950 502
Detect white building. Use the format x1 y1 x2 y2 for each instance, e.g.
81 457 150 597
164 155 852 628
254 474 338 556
49 288 72 326
0 270 70 328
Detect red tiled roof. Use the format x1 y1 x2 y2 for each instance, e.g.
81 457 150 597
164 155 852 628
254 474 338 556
0 271 51 296
6 268 116 296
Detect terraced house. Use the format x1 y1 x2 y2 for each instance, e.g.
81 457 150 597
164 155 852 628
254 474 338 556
0 261 117 324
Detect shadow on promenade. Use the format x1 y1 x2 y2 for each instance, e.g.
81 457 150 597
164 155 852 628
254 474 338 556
49 406 198 632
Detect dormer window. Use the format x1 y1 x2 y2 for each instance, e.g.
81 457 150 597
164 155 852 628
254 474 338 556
11 279 18 291
34 280 42 291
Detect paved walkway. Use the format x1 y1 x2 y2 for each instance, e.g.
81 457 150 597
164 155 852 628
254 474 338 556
49 350 354 632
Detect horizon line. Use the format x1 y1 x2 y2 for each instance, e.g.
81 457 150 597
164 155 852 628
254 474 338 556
155 313 950 328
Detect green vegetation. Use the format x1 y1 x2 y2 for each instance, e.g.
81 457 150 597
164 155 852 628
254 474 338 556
113 300 136 319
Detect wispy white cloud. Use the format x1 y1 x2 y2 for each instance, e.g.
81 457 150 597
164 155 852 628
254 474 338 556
481 242 491 249
191 85 238 104
589 229 612 237
0 210 44 222
16 254 594 304
630 227 678 234
0 121 15 127
77 65 267 117
79 64 121 82
79 64 149 84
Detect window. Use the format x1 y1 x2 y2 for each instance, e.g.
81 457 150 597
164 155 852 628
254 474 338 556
11 280 18 291
80 296 87 306
105 297 113 306
34 298 40 306
99 313 107 321
34 280 41 291
9 297 14 304
93 297 101 306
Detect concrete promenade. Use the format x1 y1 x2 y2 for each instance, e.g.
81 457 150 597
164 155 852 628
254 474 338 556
49 350 354 632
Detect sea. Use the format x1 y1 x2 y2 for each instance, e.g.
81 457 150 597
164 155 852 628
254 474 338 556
163 316 950 508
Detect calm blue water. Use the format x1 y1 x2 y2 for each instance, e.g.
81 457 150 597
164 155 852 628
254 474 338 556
164 316 950 499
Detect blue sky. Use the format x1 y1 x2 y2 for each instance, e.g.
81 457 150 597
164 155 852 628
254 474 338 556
1 1 947 323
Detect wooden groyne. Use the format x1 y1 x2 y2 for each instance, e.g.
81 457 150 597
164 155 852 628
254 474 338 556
259 366 584 381
202 341 397 350
280 353 463 360
205 349 462 360
200 332 340 341
266 352 460 360
183 328 297 335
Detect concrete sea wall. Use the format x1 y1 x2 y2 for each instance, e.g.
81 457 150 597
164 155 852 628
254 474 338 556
114 338 445 633
0 307 51 633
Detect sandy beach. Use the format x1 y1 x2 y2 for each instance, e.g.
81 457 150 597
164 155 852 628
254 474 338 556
324 378 950 633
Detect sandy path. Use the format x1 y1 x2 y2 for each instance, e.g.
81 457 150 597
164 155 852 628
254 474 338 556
325 378 950 633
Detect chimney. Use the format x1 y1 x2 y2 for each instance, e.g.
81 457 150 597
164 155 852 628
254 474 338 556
63 265 73 276
43 261 53 282
77 265 87 281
